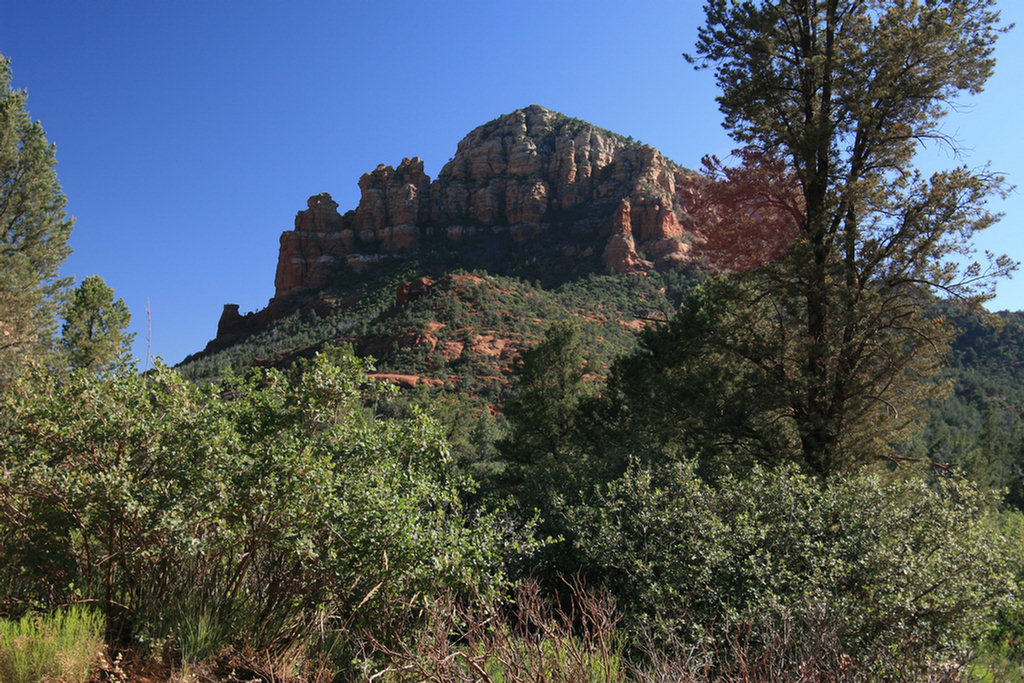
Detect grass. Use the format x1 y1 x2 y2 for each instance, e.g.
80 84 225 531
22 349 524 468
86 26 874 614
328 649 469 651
0 605 104 683
365 579 626 683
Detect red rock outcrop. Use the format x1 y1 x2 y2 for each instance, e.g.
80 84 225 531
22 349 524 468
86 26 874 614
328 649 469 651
271 106 704 301
353 158 431 242
603 200 651 273
208 106 802 355
368 373 444 389
395 276 435 307
275 193 352 297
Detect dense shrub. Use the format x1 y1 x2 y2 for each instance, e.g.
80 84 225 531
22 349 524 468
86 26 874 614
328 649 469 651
0 351 520 669
568 461 1020 679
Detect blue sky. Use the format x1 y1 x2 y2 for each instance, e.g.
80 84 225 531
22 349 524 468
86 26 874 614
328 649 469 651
3 1 1022 366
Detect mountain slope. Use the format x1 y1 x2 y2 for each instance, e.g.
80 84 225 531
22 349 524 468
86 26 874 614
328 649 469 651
180 105 733 383
179 268 697 389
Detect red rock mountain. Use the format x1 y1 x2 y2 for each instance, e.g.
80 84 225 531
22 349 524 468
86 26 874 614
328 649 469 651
274 105 700 298
207 106 796 354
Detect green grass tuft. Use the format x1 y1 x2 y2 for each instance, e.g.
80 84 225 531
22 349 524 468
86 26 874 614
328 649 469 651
0 606 104 683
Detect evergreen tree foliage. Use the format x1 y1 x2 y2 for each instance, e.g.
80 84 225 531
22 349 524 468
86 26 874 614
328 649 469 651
60 275 134 373
498 322 600 509
0 53 73 383
661 0 1017 476
600 279 801 477
500 322 593 469
495 322 603 583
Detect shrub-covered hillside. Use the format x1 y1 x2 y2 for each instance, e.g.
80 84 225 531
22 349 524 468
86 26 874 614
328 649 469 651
178 268 700 392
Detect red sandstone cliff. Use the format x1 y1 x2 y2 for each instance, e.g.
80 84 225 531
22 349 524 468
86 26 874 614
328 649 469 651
208 106 798 356
273 105 700 299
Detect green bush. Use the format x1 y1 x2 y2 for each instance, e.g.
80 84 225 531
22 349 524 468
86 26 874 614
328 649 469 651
0 351 522 670
568 462 1020 679
0 606 103 683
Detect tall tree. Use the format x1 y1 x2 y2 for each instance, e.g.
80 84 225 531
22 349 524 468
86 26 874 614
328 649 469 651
497 322 600 582
61 275 134 373
0 53 73 382
675 0 1015 476
499 322 594 491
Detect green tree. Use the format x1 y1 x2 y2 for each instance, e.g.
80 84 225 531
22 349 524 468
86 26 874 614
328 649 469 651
0 53 73 383
601 278 800 478
60 275 134 373
498 322 596 502
678 0 1015 476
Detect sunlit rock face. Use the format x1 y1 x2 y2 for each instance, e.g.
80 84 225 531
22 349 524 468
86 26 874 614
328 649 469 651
272 105 704 298
207 106 801 357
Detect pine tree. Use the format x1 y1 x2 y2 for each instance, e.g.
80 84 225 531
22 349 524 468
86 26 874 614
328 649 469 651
61 275 134 373
0 53 73 383
499 322 596 503
672 0 1016 476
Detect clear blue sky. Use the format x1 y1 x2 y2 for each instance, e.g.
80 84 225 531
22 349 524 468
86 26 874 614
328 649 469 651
3 1 1023 366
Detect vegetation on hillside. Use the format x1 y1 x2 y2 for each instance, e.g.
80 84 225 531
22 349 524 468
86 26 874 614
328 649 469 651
178 268 698 389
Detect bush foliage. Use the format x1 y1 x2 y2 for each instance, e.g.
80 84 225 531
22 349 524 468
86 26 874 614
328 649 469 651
568 461 1020 678
0 351 521 668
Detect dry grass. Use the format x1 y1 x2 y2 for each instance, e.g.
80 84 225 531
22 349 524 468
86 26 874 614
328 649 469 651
360 582 974 683
362 578 623 683
0 606 104 683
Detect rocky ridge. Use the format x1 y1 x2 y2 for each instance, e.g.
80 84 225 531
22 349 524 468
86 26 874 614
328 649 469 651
205 105 799 358
273 105 699 299
206 106 711 354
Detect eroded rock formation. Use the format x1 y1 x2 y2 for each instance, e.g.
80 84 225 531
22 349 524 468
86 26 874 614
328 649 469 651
205 106 800 357
273 105 702 299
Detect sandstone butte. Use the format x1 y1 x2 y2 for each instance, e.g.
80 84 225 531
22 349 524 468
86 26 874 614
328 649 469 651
209 105 797 353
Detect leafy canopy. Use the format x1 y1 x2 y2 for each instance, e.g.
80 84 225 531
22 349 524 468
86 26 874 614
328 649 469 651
569 460 1020 677
0 350 520 658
